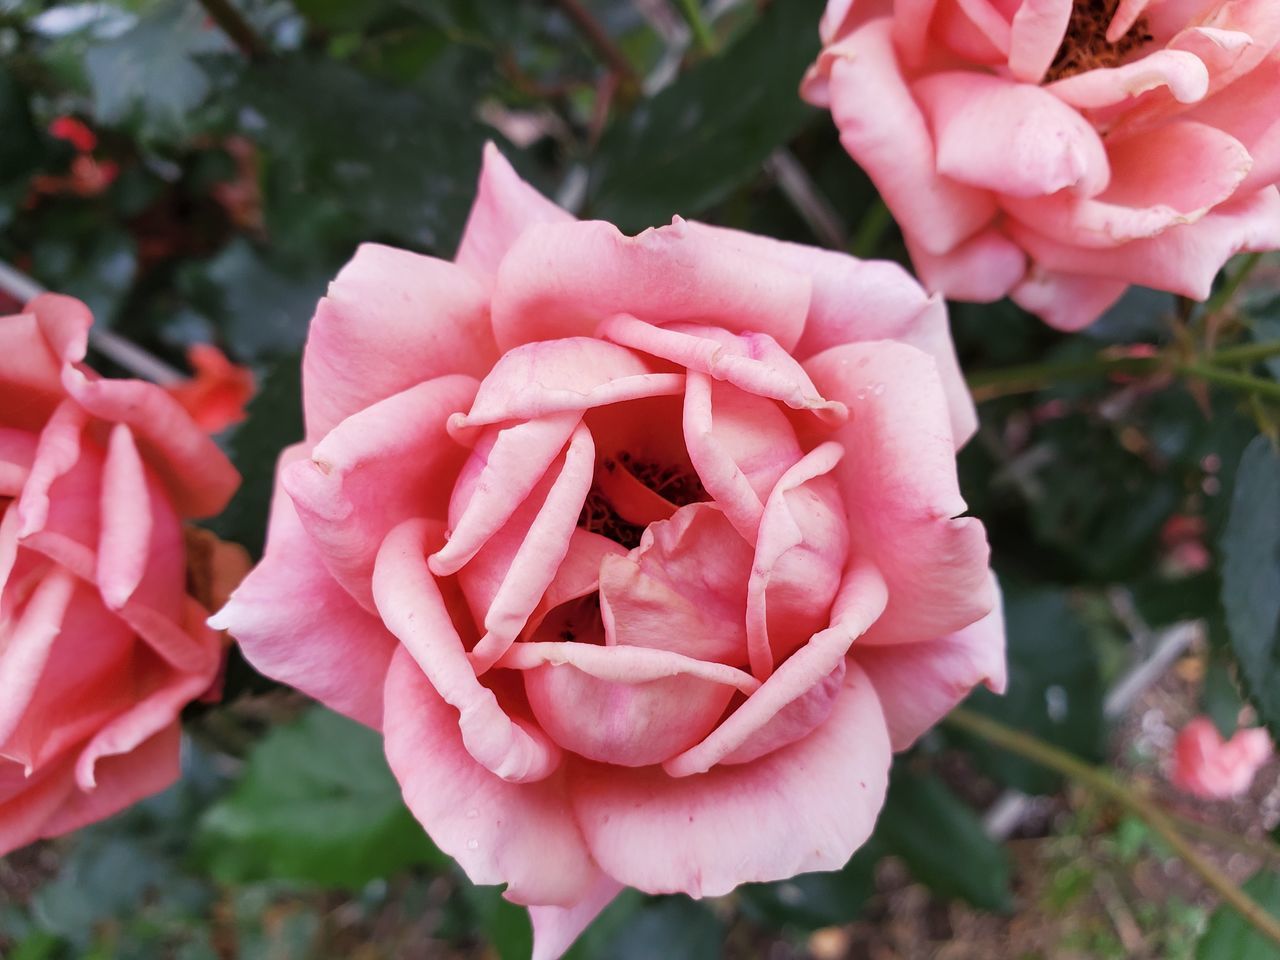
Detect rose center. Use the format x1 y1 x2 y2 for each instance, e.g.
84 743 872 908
577 451 708 550
1044 0 1153 83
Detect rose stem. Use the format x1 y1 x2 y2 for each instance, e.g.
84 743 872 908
196 0 267 61
946 706 1280 948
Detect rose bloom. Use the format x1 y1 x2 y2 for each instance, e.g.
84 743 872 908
1 295 239 856
213 145 1005 958
1171 715 1273 799
803 0 1280 330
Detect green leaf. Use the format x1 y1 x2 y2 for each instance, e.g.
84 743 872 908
596 897 724 960
877 767 1013 912
1219 436 1280 737
195 707 442 888
458 884 534 960
1196 870 1280 960
588 0 823 231
0 66 42 185
84 0 228 141
960 585 1105 794
235 57 486 253
738 840 881 930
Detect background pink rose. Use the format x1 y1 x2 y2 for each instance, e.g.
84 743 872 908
0 294 239 856
213 145 1005 959
1171 715 1274 799
803 0 1280 330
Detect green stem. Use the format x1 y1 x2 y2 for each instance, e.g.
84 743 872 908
672 0 718 54
1175 362 1280 401
947 708 1280 949
968 341 1280 402
850 198 892 259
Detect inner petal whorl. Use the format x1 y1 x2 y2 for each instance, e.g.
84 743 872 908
1045 0 1153 83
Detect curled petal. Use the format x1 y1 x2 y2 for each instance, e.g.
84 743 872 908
374 518 562 783
805 341 995 645
284 375 478 608
382 646 599 907
906 228 1028 306
569 661 891 897
664 558 887 778
1011 269 1128 331
1047 49 1210 109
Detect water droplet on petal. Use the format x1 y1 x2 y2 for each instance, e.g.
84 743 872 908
871 382 886 396
466 838 480 851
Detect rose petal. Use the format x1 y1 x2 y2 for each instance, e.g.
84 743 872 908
915 71 1111 198
284 375 478 609
807 19 997 256
1011 269 1129 331
664 558 887 777
1008 0 1073 82
805 341 995 645
382 645 598 906
529 876 624 960
491 217 812 352
1047 49 1210 109
853 577 1006 750
569 660 891 897
301 244 497 440
209 445 397 729
455 143 576 284
374 518 562 783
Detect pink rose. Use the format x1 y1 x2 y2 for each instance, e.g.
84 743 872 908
0 294 239 856
803 0 1280 330
213 145 1004 959
1171 715 1273 799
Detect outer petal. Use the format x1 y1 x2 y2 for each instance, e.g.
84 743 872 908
1181 55 1280 194
283 375 478 609
906 228 1028 305
568 661 891 897
209 445 397 729
1005 185 1280 299
490 218 812 352
1011 269 1129 331
529 876 624 960
455 143 576 283
300 244 498 440
805 341 995 645
813 19 997 256
382 645 599 907
678 222 978 444
853 578 1006 751
914 71 1111 198
0 312 65 431
1001 121 1253 247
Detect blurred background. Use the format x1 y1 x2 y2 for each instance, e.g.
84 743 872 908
1 1 1278 957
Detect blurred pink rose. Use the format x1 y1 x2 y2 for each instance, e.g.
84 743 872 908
213 145 1004 959
1172 715 1273 799
165 343 256 435
0 294 239 856
803 0 1280 330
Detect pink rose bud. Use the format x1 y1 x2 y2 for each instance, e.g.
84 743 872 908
803 0 1280 330
165 343 256 434
1171 716 1274 800
0 295 239 857
211 144 1005 960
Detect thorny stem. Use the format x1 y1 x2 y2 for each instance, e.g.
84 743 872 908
967 340 1280 402
947 707 1280 949
195 0 266 60
672 0 718 54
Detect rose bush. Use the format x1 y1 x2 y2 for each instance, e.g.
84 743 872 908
1171 716 1273 799
213 145 1005 959
802 0 1280 330
1 294 239 856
